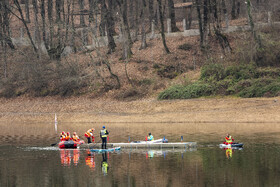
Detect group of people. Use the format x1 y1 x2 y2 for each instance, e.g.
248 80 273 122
59 131 80 141
59 126 109 149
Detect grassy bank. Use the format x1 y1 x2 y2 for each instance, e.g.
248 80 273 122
158 64 280 100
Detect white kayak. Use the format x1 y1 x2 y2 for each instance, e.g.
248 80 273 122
219 143 244 149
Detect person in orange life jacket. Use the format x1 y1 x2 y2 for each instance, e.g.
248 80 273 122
224 133 234 145
72 132 80 141
65 132 71 141
85 128 95 143
60 131 66 141
100 126 109 149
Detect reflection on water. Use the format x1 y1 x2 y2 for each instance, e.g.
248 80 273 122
59 149 80 166
85 150 96 170
1 122 280 186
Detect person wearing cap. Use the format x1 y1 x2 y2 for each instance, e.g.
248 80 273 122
100 126 109 149
85 128 95 143
72 132 80 141
147 133 154 141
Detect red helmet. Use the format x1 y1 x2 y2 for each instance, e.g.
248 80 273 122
67 132 70 135
62 131 65 134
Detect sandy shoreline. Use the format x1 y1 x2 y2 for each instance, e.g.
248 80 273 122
0 96 279 123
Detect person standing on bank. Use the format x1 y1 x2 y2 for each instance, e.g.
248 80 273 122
100 126 109 149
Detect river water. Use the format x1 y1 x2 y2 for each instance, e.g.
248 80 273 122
1 122 280 186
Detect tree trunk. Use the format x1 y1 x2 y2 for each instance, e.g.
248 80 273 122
167 0 179 32
88 0 94 24
78 0 85 26
24 0 30 22
48 0 54 47
213 0 232 54
157 0 170 53
100 0 116 53
55 0 61 23
107 0 116 35
40 0 48 50
139 0 147 50
71 0 76 52
221 0 229 29
231 0 236 20
129 0 134 28
246 0 261 48
99 0 106 36
116 0 133 59
195 0 204 48
237 1 240 18
148 0 154 29
32 0 42 58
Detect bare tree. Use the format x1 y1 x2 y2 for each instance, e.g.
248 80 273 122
56 0 62 23
116 0 133 59
167 0 179 32
24 0 30 22
48 0 54 47
246 0 262 48
231 0 237 19
139 0 147 50
100 0 116 53
148 0 154 30
78 0 86 26
157 0 170 53
11 0 38 56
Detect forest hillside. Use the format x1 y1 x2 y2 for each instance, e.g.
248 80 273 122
0 0 280 100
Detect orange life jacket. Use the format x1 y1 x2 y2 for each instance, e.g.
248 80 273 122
60 133 66 141
72 135 80 141
85 129 93 138
65 134 71 141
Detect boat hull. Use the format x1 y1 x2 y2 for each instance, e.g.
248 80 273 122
131 138 168 143
219 143 244 149
58 140 85 149
91 147 121 153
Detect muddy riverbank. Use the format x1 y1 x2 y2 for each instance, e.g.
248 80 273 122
0 96 279 124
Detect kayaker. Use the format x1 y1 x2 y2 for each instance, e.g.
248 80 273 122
60 131 66 141
85 128 95 143
147 132 154 141
65 132 71 141
224 133 234 145
72 132 80 141
100 126 109 149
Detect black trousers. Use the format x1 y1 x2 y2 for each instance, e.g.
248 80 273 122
87 137 91 143
101 137 107 149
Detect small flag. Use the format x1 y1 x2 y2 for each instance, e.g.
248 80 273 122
55 113 58 133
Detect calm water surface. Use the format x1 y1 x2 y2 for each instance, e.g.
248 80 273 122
1 122 280 186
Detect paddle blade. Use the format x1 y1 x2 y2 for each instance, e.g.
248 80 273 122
51 143 57 146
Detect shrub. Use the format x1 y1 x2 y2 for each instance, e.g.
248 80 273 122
238 78 280 97
224 64 257 81
158 82 215 100
200 63 225 82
